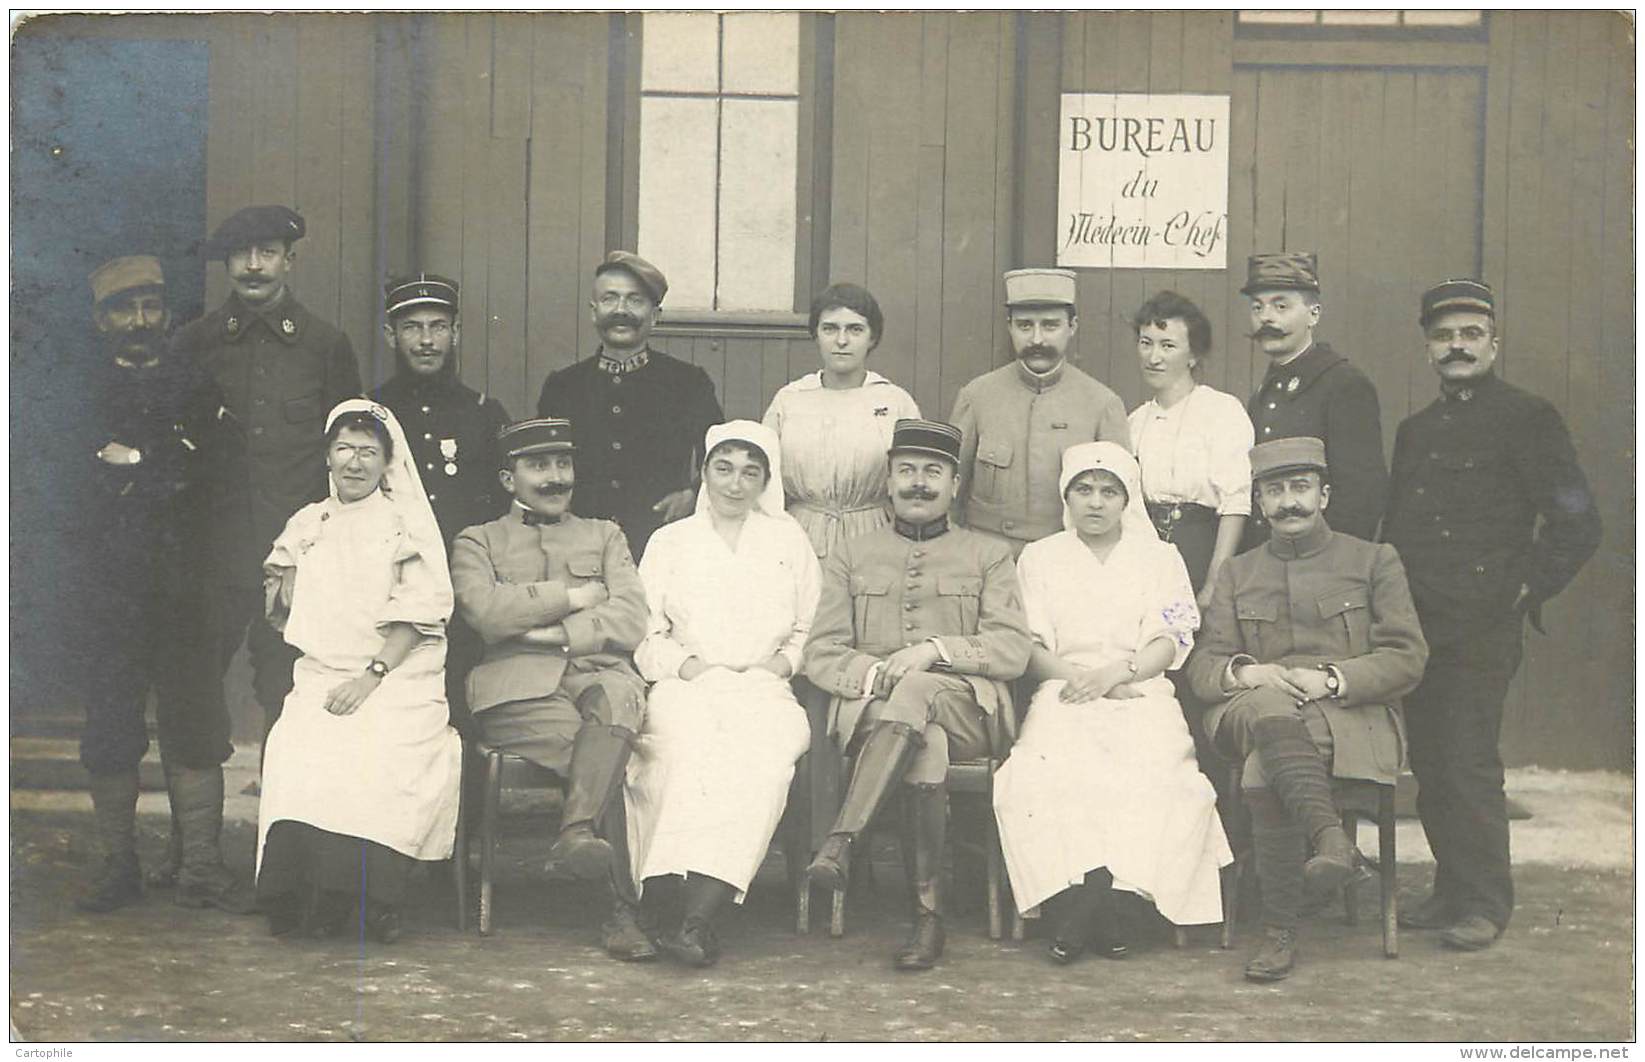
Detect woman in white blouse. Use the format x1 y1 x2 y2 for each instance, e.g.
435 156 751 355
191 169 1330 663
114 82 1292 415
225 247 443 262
625 420 820 967
762 283 921 561
1127 291 1256 609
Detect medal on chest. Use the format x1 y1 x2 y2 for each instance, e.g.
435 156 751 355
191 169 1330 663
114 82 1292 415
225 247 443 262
440 437 459 476
1286 376 1300 394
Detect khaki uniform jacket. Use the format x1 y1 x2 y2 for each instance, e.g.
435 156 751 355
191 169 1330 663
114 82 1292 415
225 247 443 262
951 360 1131 545
451 507 647 713
1186 519 1429 784
174 290 361 585
803 519 1032 743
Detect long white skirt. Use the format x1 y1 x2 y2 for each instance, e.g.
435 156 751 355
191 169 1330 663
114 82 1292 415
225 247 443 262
256 647 462 871
624 667 810 902
992 679 1233 924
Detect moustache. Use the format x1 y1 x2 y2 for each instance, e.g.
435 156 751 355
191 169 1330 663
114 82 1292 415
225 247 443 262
1020 345 1056 360
601 312 641 329
535 482 573 496
898 488 940 501
1271 506 1311 520
1248 325 1286 340
1438 350 1475 365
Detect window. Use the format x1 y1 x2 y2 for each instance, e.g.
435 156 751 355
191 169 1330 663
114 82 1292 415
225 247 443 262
637 12 801 313
1238 10 1483 30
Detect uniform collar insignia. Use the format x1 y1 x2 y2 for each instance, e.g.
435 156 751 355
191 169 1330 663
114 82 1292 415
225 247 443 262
893 514 950 542
598 347 650 375
225 315 240 336
281 317 297 336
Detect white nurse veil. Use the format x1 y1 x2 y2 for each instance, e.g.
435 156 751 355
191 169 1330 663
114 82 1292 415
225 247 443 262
323 397 451 575
1057 440 1160 542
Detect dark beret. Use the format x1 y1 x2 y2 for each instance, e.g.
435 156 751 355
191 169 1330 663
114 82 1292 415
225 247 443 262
205 205 306 260
594 250 668 305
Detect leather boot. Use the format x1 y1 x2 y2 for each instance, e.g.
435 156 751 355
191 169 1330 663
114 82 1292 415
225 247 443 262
77 770 143 913
145 801 183 888
1251 716 1354 897
1246 787 1303 982
169 765 258 914
544 724 635 883
894 783 947 972
660 875 734 968
598 795 658 962
808 721 921 892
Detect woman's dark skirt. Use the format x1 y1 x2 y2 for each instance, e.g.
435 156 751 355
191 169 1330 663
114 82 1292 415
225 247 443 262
257 820 415 937
1145 500 1219 593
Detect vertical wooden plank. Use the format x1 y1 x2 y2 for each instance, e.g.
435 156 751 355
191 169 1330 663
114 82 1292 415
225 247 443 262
294 17 343 329
1178 12 1234 396
251 19 300 207
577 14 612 361
417 15 468 321
335 16 377 385
1479 11 1516 291
1016 13 1064 267
1528 13 1579 408
1223 66 1260 401
827 14 872 287
1314 72 1354 397
1498 12 1547 386
486 135 529 410
720 336 762 422
863 14 922 400
759 336 789 417
914 143 946 415
459 15 494 393
1372 71 1415 445
490 13 533 139
990 13 1017 387
1340 70 1386 423
1100 12 1152 396
204 28 253 310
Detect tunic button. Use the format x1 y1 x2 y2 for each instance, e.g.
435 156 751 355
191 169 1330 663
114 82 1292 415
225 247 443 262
612 441 622 451
423 433 433 440
420 405 430 414
904 603 916 611
1263 427 1272 435
429 492 438 501
1267 402 1277 410
1474 565 1486 575
1429 451 1439 460
1440 529 1452 540
1415 487 1425 496
913 549 925 558
426 462 435 470
611 479 621 489
255 367 266 377
1464 459 1474 469
1003 520 1015 530
905 622 916 630
253 398 265 406
612 405 622 415
251 426 265 436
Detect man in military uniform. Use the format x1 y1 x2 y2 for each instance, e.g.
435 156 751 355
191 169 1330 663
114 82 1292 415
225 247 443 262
805 419 1032 971
1188 437 1428 981
1240 252 1387 545
535 252 722 560
1384 280 1600 951
173 204 362 743
77 254 253 914
370 273 510 732
951 268 1130 556
450 418 655 961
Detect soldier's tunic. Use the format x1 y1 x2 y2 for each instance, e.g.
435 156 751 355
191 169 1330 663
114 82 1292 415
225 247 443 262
1187 517 1429 787
536 348 723 559
951 360 1131 553
1244 343 1387 545
804 516 1032 784
451 506 648 774
174 290 361 713
81 345 233 774
1383 371 1600 929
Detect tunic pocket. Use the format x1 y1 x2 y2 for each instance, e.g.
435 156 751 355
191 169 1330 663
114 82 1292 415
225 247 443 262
1317 588 1371 655
283 391 322 425
566 556 605 583
975 437 1014 503
937 574 982 634
849 575 894 647
1235 599 1279 660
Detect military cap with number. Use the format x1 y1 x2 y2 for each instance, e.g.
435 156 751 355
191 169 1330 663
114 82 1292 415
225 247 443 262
889 418 963 466
1249 436 1328 481
385 272 460 318
1419 278 1494 326
1240 251 1321 296
498 417 576 458
89 255 165 306
204 205 306 260
594 250 668 306
1004 267 1078 308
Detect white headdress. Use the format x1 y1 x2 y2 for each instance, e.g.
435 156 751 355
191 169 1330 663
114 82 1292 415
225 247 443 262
695 419 792 521
324 398 452 576
1057 440 1159 542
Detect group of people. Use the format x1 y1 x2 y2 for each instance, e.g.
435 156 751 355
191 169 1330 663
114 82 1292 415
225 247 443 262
78 201 1601 984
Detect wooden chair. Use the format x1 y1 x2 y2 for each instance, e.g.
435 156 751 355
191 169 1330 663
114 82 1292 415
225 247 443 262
1222 765 1399 958
461 739 569 936
813 686 1024 943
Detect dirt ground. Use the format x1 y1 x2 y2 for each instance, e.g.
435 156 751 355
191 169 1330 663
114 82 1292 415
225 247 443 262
8 769 1635 1044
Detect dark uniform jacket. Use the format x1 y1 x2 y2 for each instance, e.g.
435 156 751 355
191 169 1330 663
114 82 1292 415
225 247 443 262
1383 371 1600 647
451 507 647 713
173 290 361 585
1246 342 1387 543
804 517 1032 742
536 348 722 559
372 371 511 545
1187 518 1429 784
86 343 223 587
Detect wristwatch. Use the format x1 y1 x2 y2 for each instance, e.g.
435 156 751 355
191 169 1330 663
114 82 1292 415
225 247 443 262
1321 664 1342 699
367 659 390 679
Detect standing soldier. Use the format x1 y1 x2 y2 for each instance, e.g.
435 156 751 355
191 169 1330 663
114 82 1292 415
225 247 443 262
951 267 1131 556
1384 280 1601 951
173 205 362 745
536 252 723 560
1241 252 1387 545
370 273 510 730
77 254 253 914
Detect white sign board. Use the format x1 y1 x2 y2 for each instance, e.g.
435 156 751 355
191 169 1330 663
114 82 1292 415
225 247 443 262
1056 92 1230 270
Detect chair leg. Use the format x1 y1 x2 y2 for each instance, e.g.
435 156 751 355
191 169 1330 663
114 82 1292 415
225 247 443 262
1380 787 1399 958
985 790 1004 942
479 750 502 936
1173 925 1189 948
1341 811 1360 926
1220 857 1240 950
453 748 470 931
830 888 846 938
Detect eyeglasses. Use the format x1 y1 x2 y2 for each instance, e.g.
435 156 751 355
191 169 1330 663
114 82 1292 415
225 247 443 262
1426 326 1490 343
595 292 653 311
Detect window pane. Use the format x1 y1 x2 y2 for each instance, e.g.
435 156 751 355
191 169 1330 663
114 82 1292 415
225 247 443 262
1401 10 1482 26
1320 10 1401 25
641 12 720 93
716 99 797 311
637 97 719 311
722 13 799 95
1238 10 1320 24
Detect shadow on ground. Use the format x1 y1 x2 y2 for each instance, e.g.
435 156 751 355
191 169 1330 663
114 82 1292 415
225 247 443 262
9 804 1633 1042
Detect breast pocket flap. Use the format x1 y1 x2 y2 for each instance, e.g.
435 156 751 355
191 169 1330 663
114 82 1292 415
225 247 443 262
1317 589 1370 620
977 439 1014 469
937 575 983 597
567 559 604 579
1235 601 1278 622
283 392 322 424
850 576 891 596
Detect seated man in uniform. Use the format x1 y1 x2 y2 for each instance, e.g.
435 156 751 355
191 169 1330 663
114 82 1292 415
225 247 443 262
450 418 654 960
1187 437 1428 982
805 418 1031 971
